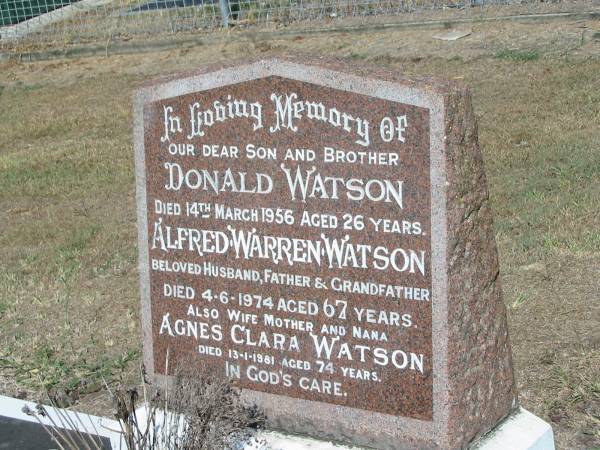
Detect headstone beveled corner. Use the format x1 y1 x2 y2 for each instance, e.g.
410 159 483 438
133 58 518 450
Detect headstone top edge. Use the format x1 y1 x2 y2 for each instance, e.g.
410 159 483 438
133 56 468 103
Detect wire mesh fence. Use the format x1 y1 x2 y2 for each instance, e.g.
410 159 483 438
0 0 597 52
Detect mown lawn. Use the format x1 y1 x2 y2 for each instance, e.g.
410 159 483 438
0 17 599 449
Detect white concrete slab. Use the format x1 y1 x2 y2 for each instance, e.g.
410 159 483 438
245 408 555 450
433 29 472 41
0 395 123 449
471 408 555 450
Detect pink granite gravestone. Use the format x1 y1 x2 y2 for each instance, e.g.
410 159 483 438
134 58 517 449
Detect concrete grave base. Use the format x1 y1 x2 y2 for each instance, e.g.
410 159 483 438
470 408 555 450
131 402 554 450
244 407 555 450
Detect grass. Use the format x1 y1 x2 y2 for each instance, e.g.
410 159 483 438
0 73 140 404
4 344 139 393
479 62 600 263
495 48 540 62
0 17 599 448
511 293 527 309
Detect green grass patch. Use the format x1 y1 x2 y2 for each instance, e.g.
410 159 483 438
495 49 540 62
511 293 527 309
0 344 140 393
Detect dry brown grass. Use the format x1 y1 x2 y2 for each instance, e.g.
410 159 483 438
111 365 264 449
0 16 599 449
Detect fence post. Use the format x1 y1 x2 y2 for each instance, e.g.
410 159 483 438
219 0 230 27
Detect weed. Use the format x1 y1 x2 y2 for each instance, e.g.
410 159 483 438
349 52 365 60
11 81 45 92
495 49 540 62
25 363 265 449
0 344 140 403
511 293 527 309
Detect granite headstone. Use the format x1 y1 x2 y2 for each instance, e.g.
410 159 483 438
134 58 517 449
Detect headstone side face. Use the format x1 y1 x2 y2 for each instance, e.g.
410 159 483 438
442 89 518 448
133 59 518 450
